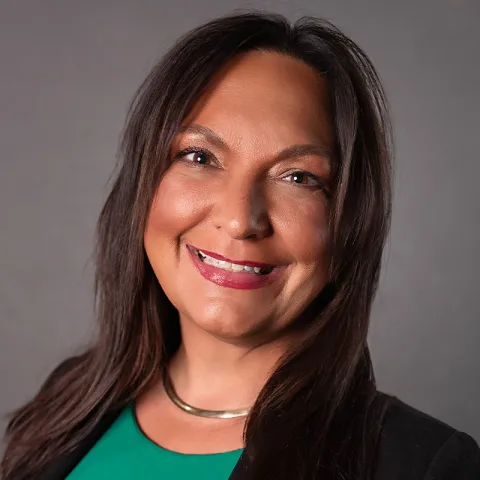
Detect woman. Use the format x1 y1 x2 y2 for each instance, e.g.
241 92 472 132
2 10 479 480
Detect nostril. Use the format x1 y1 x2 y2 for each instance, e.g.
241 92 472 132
210 183 272 239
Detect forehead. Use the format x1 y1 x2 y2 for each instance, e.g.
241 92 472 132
182 50 334 150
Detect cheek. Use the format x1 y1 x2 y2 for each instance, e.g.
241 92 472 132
146 169 209 240
272 195 330 265
273 198 330 307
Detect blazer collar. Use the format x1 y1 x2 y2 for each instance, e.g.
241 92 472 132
36 409 121 480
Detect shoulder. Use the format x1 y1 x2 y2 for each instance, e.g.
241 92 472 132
375 392 480 480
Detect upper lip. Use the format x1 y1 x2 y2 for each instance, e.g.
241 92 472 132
188 244 278 268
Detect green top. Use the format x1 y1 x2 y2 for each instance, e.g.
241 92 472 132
66 404 243 480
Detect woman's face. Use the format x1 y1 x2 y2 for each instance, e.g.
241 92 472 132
144 50 335 344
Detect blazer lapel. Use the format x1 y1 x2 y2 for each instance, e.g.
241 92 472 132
228 450 249 480
36 410 122 480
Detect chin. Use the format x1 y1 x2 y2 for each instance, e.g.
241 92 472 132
183 301 274 343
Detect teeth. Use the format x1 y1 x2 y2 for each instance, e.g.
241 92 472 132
195 248 273 275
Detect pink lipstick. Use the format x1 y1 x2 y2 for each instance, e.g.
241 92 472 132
186 244 284 290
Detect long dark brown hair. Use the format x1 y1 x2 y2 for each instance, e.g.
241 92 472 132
2 11 393 480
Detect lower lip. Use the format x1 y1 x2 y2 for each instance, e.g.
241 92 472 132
187 246 284 290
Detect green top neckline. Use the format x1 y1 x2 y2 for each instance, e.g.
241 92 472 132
66 402 244 480
128 403 244 458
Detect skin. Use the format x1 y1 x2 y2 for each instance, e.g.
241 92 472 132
137 50 335 454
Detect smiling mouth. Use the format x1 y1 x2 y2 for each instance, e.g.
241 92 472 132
188 245 276 275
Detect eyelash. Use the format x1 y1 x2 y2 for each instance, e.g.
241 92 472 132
173 147 215 166
173 146 330 198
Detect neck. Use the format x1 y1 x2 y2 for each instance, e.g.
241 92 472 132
167 319 291 412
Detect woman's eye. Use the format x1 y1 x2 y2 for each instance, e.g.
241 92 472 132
281 170 331 198
283 171 320 187
173 148 213 166
185 151 209 165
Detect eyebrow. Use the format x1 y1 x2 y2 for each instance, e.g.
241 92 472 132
178 124 228 151
177 124 334 164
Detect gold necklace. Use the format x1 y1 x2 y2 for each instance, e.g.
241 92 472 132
162 369 251 419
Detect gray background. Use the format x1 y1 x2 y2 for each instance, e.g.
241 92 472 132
1 0 479 446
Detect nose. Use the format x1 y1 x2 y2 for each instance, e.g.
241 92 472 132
211 176 272 240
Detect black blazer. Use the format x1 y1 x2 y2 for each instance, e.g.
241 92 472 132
31 392 479 480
